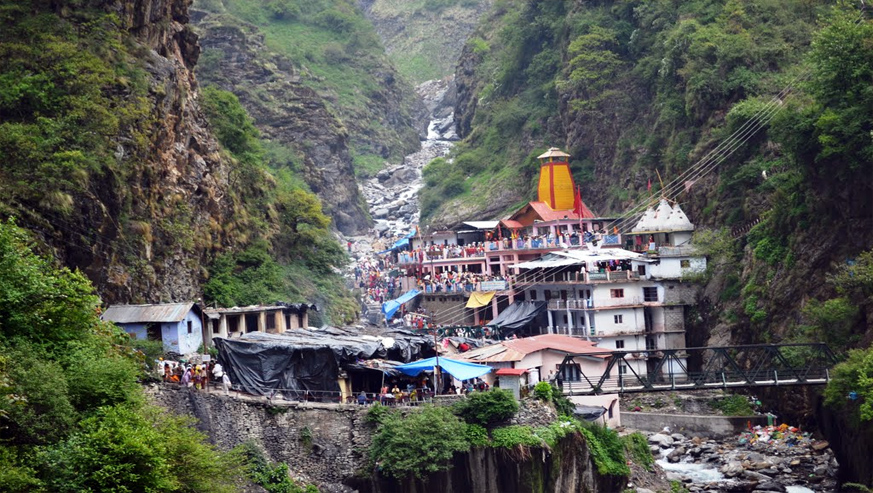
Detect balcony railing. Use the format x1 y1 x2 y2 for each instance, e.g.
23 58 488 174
546 296 648 310
516 270 640 284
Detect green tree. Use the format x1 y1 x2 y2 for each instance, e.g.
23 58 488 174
369 405 470 479
824 349 873 422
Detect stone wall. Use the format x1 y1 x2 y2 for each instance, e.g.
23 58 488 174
148 385 371 491
622 411 767 437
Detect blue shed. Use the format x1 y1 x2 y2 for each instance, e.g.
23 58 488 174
102 302 204 355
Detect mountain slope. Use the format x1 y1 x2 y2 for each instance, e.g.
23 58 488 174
0 0 356 322
357 0 492 84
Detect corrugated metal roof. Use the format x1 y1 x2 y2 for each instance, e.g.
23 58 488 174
102 303 194 324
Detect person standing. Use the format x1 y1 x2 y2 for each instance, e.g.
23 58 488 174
221 372 231 395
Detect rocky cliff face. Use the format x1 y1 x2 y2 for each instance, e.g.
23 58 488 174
192 16 371 234
357 0 492 85
3 0 246 303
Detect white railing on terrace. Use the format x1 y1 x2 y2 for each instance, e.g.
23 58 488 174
517 270 640 284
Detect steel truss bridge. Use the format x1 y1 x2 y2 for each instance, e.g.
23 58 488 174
555 343 839 396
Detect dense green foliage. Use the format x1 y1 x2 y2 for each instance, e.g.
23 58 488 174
0 3 151 216
367 402 633 481
452 388 519 426
824 349 873 423
622 432 654 472
578 422 631 476
0 221 246 492
198 87 356 324
533 380 553 401
709 394 754 416
369 405 470 479
195 0 420 177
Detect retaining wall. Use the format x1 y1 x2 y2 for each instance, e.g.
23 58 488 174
622 411 767 437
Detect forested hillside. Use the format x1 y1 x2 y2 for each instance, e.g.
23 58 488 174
0 0 356 323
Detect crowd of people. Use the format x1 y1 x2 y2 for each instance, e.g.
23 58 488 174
353 258 403 305
415 271 511 294
161 359 232 394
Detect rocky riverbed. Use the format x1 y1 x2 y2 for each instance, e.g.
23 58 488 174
635 426 838 492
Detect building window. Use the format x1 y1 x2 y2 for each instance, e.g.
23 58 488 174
562 314 568 324
646 337 656 350
616 340 625 349
643 287 658 302
680 259 691 268
614 314 623 324
266 314 276 331
187 320 192 334
637 265 646 276
529 290 537 300
610 289 624 298
618 363 627 375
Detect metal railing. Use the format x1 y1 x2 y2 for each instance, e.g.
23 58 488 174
555 343 840 395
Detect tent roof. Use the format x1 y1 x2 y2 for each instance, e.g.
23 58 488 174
382 290 421 319
485 301 547 332
102 302 195 324
394 356 492 381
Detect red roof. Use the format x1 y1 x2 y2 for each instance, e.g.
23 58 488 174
512 201 596 223
502 334 611 358
500 219 525 229
495 368 529 376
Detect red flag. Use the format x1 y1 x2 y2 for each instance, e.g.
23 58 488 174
573 185 583 217
647 179 652 191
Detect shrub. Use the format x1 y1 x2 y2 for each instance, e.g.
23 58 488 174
453 388 519 427
490 425 542 448
709 395 753 416
533 381 553 401
465 423 489 447
369 406 469 479
622 432 654 471
579 423 630 476
824 348 873 422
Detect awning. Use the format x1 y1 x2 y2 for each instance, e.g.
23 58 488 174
382 289 421 319
573 405 607 422
465 291 495 308
395 356 492 381
377 230 417 254
486 301 547 331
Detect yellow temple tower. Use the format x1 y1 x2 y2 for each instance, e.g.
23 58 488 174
536 147 575 210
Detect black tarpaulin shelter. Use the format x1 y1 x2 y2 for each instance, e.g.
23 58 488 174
214 328 433 396
485 301 547 332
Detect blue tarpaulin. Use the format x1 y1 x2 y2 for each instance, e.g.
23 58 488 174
377 230 417 255
381 289 421 319
394 356 492 381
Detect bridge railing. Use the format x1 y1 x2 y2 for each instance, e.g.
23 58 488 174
555 343 839 395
